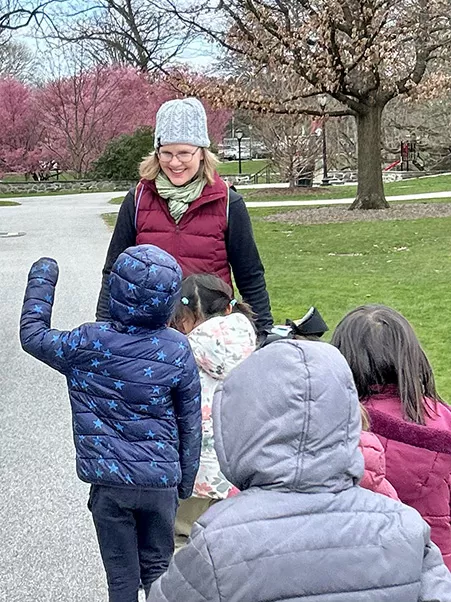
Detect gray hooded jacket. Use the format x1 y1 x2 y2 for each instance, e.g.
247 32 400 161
148 340 451 601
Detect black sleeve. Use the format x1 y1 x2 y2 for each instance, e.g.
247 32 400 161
226 191 273 334
95 190 137 321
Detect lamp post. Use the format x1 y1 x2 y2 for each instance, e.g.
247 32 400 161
248 124 253 159
319 95 329 185
409 132 417 170
235 128 244 174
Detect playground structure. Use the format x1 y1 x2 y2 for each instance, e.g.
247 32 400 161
384 136 425 173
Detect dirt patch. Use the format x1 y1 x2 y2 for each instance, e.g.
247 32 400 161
246 186 332 199
263 202 451 225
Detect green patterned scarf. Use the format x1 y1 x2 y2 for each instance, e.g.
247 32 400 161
155 172 207 224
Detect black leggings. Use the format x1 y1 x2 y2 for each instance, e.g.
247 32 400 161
88 485 178 602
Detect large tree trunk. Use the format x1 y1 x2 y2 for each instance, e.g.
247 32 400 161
350 104 389 210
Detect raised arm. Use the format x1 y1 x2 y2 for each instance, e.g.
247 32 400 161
20 258 77 374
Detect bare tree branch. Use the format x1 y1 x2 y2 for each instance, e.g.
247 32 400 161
46 0 196 72
167 0 451 209
0 39 38 81
0 0 59 32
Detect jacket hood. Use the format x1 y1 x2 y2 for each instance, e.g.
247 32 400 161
109 244 182 329
213 339 364 493
188 313 256 380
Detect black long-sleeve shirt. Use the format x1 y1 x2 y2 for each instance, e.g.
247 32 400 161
96 188 273 334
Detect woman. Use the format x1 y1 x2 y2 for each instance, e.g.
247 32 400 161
96 97 273 336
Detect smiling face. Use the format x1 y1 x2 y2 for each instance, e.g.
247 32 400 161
158 143 203 186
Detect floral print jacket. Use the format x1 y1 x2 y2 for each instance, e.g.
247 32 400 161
188 313 256 499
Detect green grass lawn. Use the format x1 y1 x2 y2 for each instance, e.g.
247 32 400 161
241 173 451 202
102 213 118 228
0 200 20 206
217 159 269 176
3 169 451 203
253 214 451 400
108 173 451 206
0 187 122 199
103 207 451 400
110 196 125 205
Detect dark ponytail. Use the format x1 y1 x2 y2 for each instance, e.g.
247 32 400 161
171 273 254 331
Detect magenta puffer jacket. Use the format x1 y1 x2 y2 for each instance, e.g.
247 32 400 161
359 431 399 500
365 387 451 570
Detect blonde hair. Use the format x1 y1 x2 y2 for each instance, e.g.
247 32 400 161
139 148 219 185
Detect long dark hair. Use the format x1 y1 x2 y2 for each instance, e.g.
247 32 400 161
331 305 442 425
171 273 254 332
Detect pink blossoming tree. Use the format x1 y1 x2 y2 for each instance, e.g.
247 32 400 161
1 67 231 179
0 77 48 177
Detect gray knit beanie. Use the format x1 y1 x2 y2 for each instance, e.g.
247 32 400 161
154 97 210 149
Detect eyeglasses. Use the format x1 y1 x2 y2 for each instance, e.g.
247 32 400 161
158 148 200 163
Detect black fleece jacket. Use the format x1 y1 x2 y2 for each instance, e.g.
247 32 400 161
96 188 273 334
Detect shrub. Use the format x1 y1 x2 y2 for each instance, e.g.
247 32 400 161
93 127 154 180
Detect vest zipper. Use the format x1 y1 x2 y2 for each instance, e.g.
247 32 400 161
174 224 180 260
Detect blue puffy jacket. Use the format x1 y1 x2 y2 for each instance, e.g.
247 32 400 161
20 245 202 498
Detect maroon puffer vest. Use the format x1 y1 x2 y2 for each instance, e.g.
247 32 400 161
135 173 232 286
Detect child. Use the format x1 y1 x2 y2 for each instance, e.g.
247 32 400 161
171 273 256 545
264 308 398 500
332 304 451 570
20 244 202 602
147 340 451 601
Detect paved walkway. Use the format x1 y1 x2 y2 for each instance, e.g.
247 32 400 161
1 193 117 602
245 190 451 208
4 188 451 214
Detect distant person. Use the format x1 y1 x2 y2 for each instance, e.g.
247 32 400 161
147 340 451 601
96 97 273 337
20 244 202 602
332 304 451 570
171 273 256 547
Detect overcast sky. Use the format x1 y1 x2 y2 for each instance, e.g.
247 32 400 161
9 1 220 80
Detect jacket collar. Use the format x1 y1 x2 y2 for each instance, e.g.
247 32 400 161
367 407 451 455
